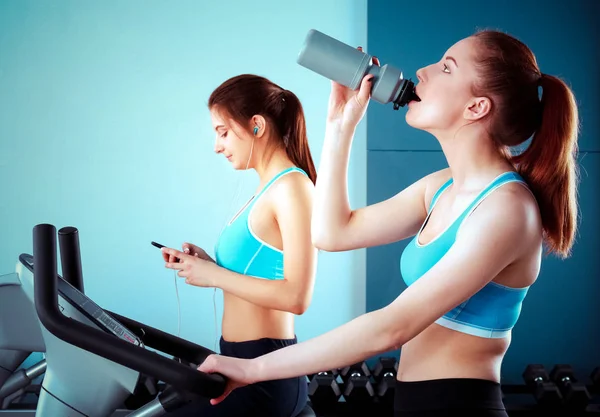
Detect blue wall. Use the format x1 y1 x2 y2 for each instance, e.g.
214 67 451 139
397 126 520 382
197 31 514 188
366 0 600 384
0 0 367 358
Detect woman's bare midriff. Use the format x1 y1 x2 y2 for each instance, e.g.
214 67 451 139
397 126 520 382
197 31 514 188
221 293 296 342
396 323 510 383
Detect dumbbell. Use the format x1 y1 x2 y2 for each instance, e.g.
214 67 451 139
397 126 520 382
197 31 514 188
372 357 397 407
550 364 591 410
340 362 371 380
340 362 375 406
308 370 342 409
308 368 338 381
522 364 563 406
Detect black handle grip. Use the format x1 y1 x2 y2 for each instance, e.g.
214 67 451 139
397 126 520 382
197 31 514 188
33 223 227 399
58 226 85 293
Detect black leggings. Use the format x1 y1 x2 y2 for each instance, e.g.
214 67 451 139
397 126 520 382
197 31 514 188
166 336 308 417
394 378 508 417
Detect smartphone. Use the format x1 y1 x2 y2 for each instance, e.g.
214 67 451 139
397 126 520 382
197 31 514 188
151 241 179 262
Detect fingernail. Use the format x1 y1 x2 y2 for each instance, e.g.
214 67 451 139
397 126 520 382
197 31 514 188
184 248 189 253
194 253 199 257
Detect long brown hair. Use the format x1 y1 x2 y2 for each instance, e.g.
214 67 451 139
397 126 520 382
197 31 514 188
471 30 580 258
208 74 317 185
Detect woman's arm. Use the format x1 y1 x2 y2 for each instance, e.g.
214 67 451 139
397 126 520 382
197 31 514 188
311 79 436 252
213 173 317 314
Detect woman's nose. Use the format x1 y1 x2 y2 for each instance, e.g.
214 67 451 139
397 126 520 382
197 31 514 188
214 137 223 153
416 67 425 83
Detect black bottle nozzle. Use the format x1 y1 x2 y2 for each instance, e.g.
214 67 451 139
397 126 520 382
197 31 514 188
393 79 420 110
408 89 421 103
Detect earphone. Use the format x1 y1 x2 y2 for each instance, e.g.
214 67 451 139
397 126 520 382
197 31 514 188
253 126 259 135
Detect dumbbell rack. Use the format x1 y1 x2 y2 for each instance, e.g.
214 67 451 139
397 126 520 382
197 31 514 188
307 357 399 417
306 361 600 417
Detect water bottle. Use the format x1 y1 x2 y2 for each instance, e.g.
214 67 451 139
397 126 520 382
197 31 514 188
296 29 420 110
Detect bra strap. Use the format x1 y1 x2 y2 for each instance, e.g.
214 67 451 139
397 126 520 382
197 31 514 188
251 167 307 204
454 171 528 227
429 178 453 211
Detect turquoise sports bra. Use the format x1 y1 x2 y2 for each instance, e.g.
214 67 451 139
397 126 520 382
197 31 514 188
400 171 531 338
214 167 308 280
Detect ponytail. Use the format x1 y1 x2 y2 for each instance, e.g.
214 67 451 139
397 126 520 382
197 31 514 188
281 90 317 185
511 74 580 258
472 30 581 259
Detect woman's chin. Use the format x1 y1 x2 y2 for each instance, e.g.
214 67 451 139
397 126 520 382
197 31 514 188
405 111 433 132
405 112 421 129
232 163 250 171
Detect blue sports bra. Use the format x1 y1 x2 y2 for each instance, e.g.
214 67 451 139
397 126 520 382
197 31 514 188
400 172 531 338
214 167 308 280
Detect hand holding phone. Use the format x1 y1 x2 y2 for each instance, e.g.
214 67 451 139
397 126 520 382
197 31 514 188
151 241 180 263
152 241 214 264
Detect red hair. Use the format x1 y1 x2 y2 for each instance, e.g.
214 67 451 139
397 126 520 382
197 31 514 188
472 30 580 258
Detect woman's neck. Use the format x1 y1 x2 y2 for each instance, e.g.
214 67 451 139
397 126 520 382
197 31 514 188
435 125 514 191
254 146 294 187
